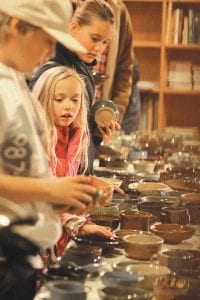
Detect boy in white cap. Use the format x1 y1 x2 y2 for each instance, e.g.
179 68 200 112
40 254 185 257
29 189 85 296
0 0 112 298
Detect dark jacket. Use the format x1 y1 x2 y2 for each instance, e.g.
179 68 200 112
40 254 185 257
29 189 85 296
29 44 101 174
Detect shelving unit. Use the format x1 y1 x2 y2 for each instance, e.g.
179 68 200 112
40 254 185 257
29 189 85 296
124 0 200 130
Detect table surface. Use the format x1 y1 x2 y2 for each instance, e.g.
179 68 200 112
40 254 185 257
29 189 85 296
35 224 200 300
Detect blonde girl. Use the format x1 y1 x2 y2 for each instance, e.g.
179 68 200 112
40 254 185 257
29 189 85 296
32 66 89 176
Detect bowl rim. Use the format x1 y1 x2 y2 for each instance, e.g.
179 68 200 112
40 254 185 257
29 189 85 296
150 223 195 234
122 233 164 245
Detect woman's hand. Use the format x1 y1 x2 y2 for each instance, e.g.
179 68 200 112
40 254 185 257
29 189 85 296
97 121 121 142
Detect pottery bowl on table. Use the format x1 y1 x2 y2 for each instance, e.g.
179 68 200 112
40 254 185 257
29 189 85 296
120 210 152 231
132 159 156 174
122 234 163 260
180 192 200 224
137 196 177 220
99 177 123 188
46 280 90 300
128 182 170 196
128 263 171 290
150 223 195 244
61 244 102 266
115 229 153 240
91 99 119 128
98 286 153 300
100 270 144 287
158 249 200 278
90 203 119 216
100 158 129 169
160 206 190 225
88 213 120 231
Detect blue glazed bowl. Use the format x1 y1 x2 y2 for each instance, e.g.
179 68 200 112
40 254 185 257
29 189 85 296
91 99 119 127
101 270 144 287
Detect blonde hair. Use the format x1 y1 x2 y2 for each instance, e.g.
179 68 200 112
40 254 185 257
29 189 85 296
72 0 114 26
32 66 89 174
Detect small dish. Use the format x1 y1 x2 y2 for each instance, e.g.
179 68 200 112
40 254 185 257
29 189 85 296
128 182 170 196
165 179 200 192
150 223 195 244
91 99 119 127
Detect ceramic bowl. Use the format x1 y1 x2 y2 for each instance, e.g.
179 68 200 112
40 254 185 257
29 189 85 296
120 210 152 231
128 182 170 196
123 234 163 260
100 271 144 287
98 286 153 300
158 249 200 278
61 244 102 266
128 263 171 290
88 213 120 230
46 280 90 300
150 223 195 244
160 206 190 225
91 99 119 127
132 159 156 174
180 192 200 224
115 229 153 240
137 196 177 220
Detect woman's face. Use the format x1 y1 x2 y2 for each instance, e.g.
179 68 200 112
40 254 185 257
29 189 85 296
53 76 82 127
70 17 114 63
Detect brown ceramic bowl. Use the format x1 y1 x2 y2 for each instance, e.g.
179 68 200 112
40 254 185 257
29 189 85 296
137 196 177 220
180 192 200 224
158 249 200 278
150 223 195 244
132 159 156 174
120 210 152 231
123 234 163 260
88 213 120 231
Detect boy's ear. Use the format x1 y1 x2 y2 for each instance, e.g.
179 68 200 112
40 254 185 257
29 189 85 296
9 18 23 36
69 20 79 36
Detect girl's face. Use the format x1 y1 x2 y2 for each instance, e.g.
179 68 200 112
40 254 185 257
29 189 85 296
70 17 114 63
53 76 82 127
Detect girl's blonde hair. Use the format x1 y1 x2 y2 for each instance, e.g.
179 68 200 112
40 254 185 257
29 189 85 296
72 0 114 26
32 66 89 174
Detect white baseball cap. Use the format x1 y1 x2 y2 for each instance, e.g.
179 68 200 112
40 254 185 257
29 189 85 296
0 0 86 53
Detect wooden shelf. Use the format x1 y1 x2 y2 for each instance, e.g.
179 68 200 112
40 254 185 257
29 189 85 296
125 0 200 130
163 88 200 95
166 44 200 50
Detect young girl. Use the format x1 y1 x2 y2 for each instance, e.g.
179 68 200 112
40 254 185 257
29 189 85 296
32 66 113 257
30 0 120 174
32 66 89 177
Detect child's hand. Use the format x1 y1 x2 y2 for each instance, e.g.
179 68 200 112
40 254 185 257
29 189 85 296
97 121 121 142
79 223 114 238
45 175 97 214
